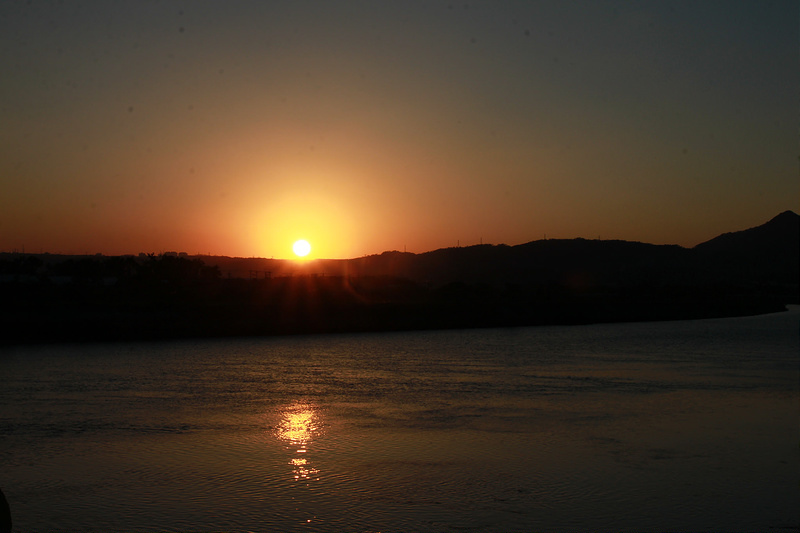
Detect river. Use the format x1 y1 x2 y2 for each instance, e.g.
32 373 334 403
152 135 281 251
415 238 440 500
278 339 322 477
1 308 798 531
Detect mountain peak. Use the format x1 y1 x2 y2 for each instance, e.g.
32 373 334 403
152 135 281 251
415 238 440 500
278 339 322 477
694 211 798 250
768 210 799 224
692 211 798 286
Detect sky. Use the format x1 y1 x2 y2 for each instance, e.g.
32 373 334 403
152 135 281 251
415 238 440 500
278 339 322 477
1 0 797 259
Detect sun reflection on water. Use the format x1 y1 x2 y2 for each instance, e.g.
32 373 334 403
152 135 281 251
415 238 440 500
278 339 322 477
275 402 322 482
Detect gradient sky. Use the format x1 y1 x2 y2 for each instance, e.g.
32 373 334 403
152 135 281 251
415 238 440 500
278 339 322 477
1 1 797 259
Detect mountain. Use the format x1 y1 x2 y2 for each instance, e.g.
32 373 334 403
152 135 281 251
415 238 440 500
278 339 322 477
1 211 797 344
324 239 691 288
692 210 799 285
154 211 795 291
300 211 798 291
694 210 799 253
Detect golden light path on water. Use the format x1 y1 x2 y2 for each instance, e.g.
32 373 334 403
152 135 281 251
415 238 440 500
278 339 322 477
275 402 322 483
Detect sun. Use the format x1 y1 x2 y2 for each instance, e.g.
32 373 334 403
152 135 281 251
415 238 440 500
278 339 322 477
292 239 311 258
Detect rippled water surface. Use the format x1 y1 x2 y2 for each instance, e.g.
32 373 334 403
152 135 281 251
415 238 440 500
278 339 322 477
2 308 798 531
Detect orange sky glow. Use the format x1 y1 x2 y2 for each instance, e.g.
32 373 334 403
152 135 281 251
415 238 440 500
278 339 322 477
1 1 797 259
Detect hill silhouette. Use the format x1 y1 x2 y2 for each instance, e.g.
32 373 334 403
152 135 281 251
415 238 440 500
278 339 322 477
692 210 799 286
1 211 796 344
197 211 797 290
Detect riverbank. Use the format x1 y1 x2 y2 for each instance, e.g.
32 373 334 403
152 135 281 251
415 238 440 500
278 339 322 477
1 273 790 346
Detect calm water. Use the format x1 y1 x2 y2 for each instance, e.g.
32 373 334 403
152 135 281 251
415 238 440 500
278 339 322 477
1 308 798 532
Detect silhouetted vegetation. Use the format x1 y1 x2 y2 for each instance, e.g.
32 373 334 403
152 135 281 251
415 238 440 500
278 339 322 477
0 212 796 345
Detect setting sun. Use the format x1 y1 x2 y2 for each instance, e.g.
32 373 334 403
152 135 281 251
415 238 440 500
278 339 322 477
293 239 311 257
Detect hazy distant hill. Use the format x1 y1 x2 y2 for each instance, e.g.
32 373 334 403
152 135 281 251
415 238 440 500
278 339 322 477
1 211 796 344
294 211 798 291
92 210 794 296
692 210 799 286
3 211 795 291
694 210 799 254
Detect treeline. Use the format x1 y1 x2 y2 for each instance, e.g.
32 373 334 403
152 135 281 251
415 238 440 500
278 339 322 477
0 253 221 284
0 253 788 345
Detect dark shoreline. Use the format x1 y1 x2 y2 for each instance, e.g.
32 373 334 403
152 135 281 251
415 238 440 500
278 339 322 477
1 274 790 346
